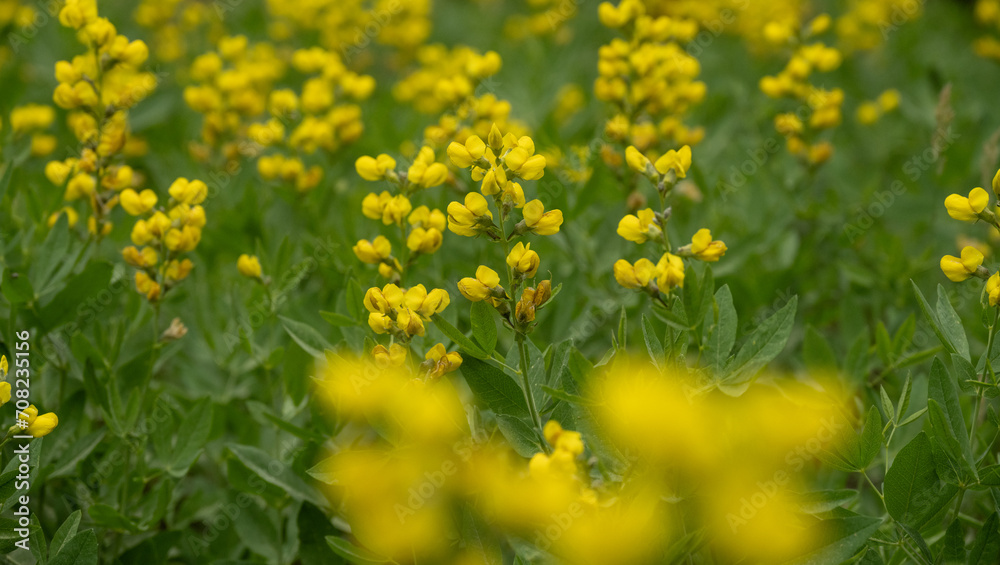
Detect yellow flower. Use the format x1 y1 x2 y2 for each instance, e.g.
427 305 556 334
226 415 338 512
689 229 727 262
878 89 900 112
522 200 563 235
396 308 425 337
458 266 502 302
993 168 1000 198
382 195 412 225
119 188 157 216
656 253 685 290
408 206 447 231
989 273 1000 306
353 236 392 264
362 191 392 220
654 145 692 178
10 104 55 134
122 246 158 268
507 242 540 277
27 413 58 438
404 285 451 318
135 272 161 301
47 207 79 228
355 154 398 181
237 254 262 279
617 209 660 244
625 146 651 174
406 227 443 254
0 355 7 378
168 178 208 205
372 343 408 368
65 173 96 200
945 187 990 222
407 147 449 188
613 258 657 290
424 344 462 378
940 247 985 282
447 192 494 237
0 382 9 406
447 135 487 168
504 137 546 180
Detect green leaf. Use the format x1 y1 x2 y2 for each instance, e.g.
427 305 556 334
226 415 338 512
495 414 543 457
968 512 1000 564
29 514 47 565
879 387 895 423
2 268 35 304
279 316 331 358
912 280 957 356
470 301 498 354
49 430 106 478
345 279 364 321
641 314 664 367
858 405 883 469
942 519 966 563
803 325 837 371
228 444 325 506
797 489 859 514
431 314 487 359
49 529 98 565
927 399 977 484
720 296 798 393
875 322 893 365
168 399 214 477
459 357 529 418
897 372 913 423
897 407 927 427
88 504 139 532
49 510 82 558
937 284 970 360
884 432 958 528
29 213 71 293
38 261 114 329
325 536 390 564
319 311 360 327
704 284 737 370
928 358 975 476
786 514 883 565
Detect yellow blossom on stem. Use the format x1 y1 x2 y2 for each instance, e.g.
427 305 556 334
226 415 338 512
458 266 503 302
237 254 262 279
424 344 463 378
521 199 563 235
688 229 727 262
989 273 1000 306
353 236 392 264
617 209 661 244
945 187 990 222
654 145 692 178
447 192 494 237
507 242 540 277
940 247 986 282
613 258 657 290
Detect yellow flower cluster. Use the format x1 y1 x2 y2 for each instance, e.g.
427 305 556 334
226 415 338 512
941 174 1000 304
759 17 843 167
615 145 726 294
596 0 706 157
856 89 900 125
354 147 451 282
836 0 924 52
364 283 450 340
45 0 155 236
122 178 208 302
974 0 1000 61
133 0 222 62
265 0 432 61
503 0 576 44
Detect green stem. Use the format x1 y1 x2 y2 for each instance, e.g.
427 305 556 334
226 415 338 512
516 334 547 453
971 308 1000 446
862 470 885 507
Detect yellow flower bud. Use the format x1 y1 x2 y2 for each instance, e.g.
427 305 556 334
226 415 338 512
396 308 425 337
382 195 412 225
425 344 462 378
237 254 262 279
656 253 685 290
404 285 451 318
135 272 161 301
355 154 397 181
690 229 727 262
0 355 7 378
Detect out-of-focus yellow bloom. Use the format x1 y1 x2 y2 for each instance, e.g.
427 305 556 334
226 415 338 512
119 188 157 216
992 168 1000 198
10 104 56 134
617 209 661 243
945 187 990 222
0 355 7 378
625 146 651 174
237 254 262 279
458 266 502 302
356 154 398 181
135 272 161 301
507 242 540 277
989 273 1000 306
407 228 443 254
940 247 985 282
122 246 158 268
372 343 408 368
47 207 80 228
168 178 208 205
521 200 563 235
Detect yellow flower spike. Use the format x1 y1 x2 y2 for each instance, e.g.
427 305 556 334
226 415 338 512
988 273 1000 307
447 192 494 237
617 209 661 244
689 229 727 262
654 145 692 178
353 236 393 264
940 247 986 282
945 187 990 222
613 258 657 290
119 188 157 216
656 253 685 290
0 355 7 378
237 254 262 279
458 266 502 302
507 242 540 277
624 146 651 174
406 227 443 254
522 200 563 236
